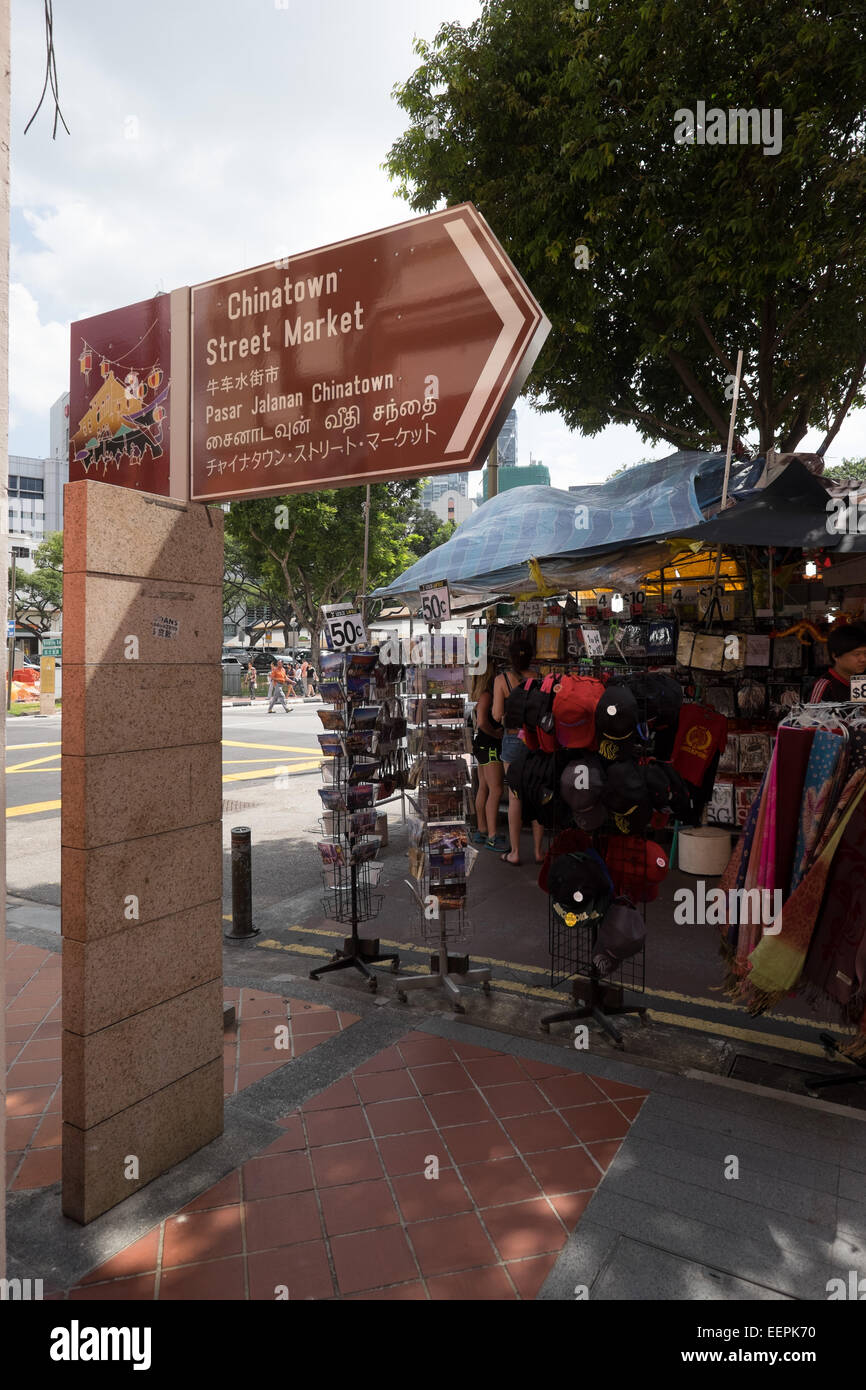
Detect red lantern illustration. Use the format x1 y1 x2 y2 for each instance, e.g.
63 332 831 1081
147 366 163 392
100 358 111 379
79 350 92 382
153 405 166 423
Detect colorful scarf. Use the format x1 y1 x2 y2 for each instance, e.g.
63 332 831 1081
789 731 845 893
739 771 866 1013
774 726 814 897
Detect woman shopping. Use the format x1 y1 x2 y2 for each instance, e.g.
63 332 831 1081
469 666 507 852
491 635 545 866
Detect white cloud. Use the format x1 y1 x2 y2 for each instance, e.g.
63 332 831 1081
8 283 69 426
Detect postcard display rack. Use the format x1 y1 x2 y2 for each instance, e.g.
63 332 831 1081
396 663 491 1012
310 650 400 990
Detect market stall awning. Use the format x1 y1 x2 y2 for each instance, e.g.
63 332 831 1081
374 449 766 606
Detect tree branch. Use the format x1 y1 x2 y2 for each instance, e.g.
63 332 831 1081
816 352 866 457
692 309 761 414
777 268 834 346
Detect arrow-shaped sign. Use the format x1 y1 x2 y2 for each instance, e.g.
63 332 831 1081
190 203 550 502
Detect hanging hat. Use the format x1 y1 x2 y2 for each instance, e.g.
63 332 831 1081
601 759 646 811
644 761 672 811
547 851 613 926
593 897 647 975
602 837 669 902
595 685 639 741
559 753 606 814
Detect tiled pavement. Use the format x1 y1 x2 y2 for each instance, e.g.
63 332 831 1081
5 942 359 1192
56 1032 647 1300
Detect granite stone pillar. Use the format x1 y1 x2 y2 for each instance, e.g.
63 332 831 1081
61 480 224 1224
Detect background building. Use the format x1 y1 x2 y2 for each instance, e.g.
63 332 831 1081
477 458 551 502
419 471 470 510
7 455 67 567
50 390 70 464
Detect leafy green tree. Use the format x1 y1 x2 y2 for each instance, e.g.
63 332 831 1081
823 457 866 484
406 507 456 560
224 481 422 648
386 0 866 457
10 532 63 633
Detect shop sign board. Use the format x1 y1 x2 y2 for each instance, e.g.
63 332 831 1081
42 637 62 657
419 581 451 624
321 603 368 651
518 600 545 623
189 203 550 502
581 627 605 657
850 676 866 702
69 295 172 495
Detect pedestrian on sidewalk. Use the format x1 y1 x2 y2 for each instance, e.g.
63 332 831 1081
300 658 311 697
245 662 257 700
469 665 506 850
492 635 545 866
268 659 291 713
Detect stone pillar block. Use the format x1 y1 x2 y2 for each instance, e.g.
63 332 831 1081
62 480 224 1224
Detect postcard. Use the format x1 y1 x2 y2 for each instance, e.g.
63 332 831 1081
427 696 466 724
408 846 426 881
348 759 380 784
425 727 465 755
317 733 344 757
318 680 346 705
424 667 465 696
317 708 346 731
319 651 345 679
347 784 375 810
407 815 426 849
316 840 345 866
349 808 377 836
352 705 381 729
317 787 347 812
351 836 381 865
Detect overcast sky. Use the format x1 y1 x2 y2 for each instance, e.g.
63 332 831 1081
9 0 866 486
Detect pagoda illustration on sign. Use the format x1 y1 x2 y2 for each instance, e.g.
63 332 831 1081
72 351 168 477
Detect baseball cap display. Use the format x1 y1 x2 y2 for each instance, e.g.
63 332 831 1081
627 673 684 729
593 897 647 975
599 760 653 834
552 674 605 749
601 837 669 902
559 753 606 813
596 685 639 741
547 850 614 926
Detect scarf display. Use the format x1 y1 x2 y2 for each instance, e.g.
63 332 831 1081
719 705 866 1054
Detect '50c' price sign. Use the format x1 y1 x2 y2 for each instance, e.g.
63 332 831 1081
419 581 451 624
322 603 368 651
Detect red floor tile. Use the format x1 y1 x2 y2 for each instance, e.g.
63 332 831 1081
237 1036 284 1063
592 1077 649 1102
507 1251 560 1299
238 993 289 1020
80 1231 161 1285
365 1097 431 1138
7 1060 62 1089
5 1114 39 1151
427 1266 517 1300
392 1170 473 1223
242 1151 314 1201
548 1191 594 1225
33 1022 62 1040
159 1256 246 1300
442 1121 515 1166
407 1212 496 1278
319 1179 400 1237
408 1061 474 1097
462 1055 527 1087
292 1034 335 1058
424 1089 491 1129
302 1078 358 1112
585 1140 623 1173
247 1242 334 1301
562 1101 630 1143
237 1062 285 1089
162 1205 243 1268
354 1069 419 1104
235 1015 289 1041
179 1171 242 1214
261 1116 306 1154
305 1106 369 1148
480 1199 567 1260
345 1282 427 1300
482 1083 550 1119
31 1113 63 1149
244 1190 323 1253
291 1008 341 1035
11 1147 61 1189
16 1038 62 1062
69 1275 157 1300
378 1132 450 1178
538 1074 608 1109
310 1140 383 1189
460 1157 541 1208
398 1036 459 1068
518 1059 571 1080
354 1045 405 1075
501 1111 576 1154
449 1040 504 1061
613 1096 646 1122
330 1226 417 1295
525 1147 602 1196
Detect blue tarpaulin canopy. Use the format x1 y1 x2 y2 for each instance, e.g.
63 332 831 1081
374 449 780 606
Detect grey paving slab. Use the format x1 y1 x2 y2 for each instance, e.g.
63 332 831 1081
645 1091 845 1166
838 1167 866 1201
7 901 62 932
536 1219 620 1301
628 1105 842 1195
612 1132 838 1231
655 1067 866 1143
599 1154 845 1269
836 1196 866 1242
591 1236 794 1301
838 1135 866 1175
581 1187 852 1300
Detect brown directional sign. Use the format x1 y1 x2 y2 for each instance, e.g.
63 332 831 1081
189 203 549 501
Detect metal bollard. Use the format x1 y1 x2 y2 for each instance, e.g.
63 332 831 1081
225 826 259 941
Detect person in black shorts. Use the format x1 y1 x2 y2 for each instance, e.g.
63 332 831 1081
470 666 506 851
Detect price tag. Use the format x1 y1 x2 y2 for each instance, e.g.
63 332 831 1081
322 603 368 650
419 581 451 624
518 600 544 623
581 626 605 657
851 677 866 702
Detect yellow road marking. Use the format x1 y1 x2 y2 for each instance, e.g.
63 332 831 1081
6 800 62 817
6 741 62 750
7 754 62 772
222 741 321 754
222 761 322 782
646 1009 827 1059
